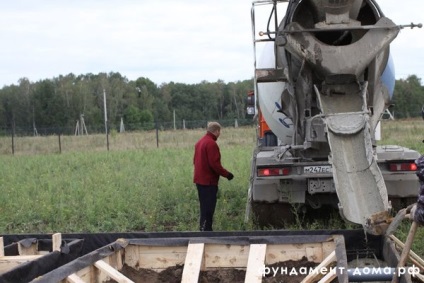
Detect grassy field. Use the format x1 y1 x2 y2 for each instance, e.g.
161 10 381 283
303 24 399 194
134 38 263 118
0 119 423 255
0 126 257 233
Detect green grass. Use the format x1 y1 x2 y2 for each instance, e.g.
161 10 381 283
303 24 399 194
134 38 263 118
0 121 423 257
0 130 256 233
379 118 424 152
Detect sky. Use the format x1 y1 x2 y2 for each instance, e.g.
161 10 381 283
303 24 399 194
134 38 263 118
0 0 423 88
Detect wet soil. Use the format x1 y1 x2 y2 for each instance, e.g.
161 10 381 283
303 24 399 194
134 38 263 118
105 257 320 283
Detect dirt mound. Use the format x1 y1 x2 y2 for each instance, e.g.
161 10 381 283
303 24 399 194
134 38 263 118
105 257 318 283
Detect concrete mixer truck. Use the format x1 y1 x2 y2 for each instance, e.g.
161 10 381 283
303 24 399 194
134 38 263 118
247 0 422 234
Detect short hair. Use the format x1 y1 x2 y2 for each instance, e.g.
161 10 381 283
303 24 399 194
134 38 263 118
207 122 221 133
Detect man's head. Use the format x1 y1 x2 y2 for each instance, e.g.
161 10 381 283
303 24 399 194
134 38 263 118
207 122 221 138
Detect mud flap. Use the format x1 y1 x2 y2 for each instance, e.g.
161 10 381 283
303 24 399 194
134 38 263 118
315 83 390 234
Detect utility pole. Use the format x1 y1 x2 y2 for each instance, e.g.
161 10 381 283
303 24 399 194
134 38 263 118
120 117 125 133
103 89 109 151
173 110 176 130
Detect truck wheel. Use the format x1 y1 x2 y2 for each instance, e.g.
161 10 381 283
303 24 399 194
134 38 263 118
404 197 418 207
251 202 296 229
390 197 418 212
390 198 403 212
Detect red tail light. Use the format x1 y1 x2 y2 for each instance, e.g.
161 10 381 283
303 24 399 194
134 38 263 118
389 162 417 172
258 168 290 177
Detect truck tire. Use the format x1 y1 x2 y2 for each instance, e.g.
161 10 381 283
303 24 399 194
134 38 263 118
390 197 418 212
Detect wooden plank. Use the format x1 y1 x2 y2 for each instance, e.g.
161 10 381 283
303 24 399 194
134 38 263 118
322 241 336 258
317 267 337 283
126 241 336 270
306 246 323 262
116 249 124 271
394 247 424 272
134 245 189 254
125 241 335 271
0 237 4 257
245 244 267 283
300 251 336 283
415 272 424 282
181 243 204 283
53 233 62 252
92 251 125 282
266 243 335 265
66 273 85 283
126 245 187 270
109 250 124 271
390 235 424 270
0 255 42 273
204 244 250 268
70 240 124 282
0 255 43 262
124 245 139 268
18 240 38 255
94 260 134 283
394 222 419 283
69 265 96 283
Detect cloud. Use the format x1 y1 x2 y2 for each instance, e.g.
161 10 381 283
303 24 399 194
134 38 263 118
0 0 422 87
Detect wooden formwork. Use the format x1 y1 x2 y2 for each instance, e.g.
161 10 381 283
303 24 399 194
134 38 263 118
1 230 420 282
33 234 349 283
0 233 63 274
0 233 84 283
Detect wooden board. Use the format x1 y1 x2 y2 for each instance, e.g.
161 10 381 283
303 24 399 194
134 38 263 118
0 233 63 274
181 243 205 283
125 245 187 270
245 244 267 283
71 250 124 283
0 255 42 274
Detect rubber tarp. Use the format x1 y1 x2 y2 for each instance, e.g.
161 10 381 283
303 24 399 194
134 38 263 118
3 238 74 256
0 239 83 283
1 229 382 258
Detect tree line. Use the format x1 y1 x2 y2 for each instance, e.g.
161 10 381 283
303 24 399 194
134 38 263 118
392 75 424 118
0 73 422 135
0 72 253 135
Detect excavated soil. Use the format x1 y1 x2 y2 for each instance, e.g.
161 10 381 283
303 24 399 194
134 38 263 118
105 257 320 283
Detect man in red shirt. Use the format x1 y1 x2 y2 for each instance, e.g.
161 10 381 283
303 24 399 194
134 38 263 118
193 122 234 231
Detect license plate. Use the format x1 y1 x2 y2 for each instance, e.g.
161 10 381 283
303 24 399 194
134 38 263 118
304 165 332 174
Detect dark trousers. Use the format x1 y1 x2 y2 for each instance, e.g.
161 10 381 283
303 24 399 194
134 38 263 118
196 184 218 231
